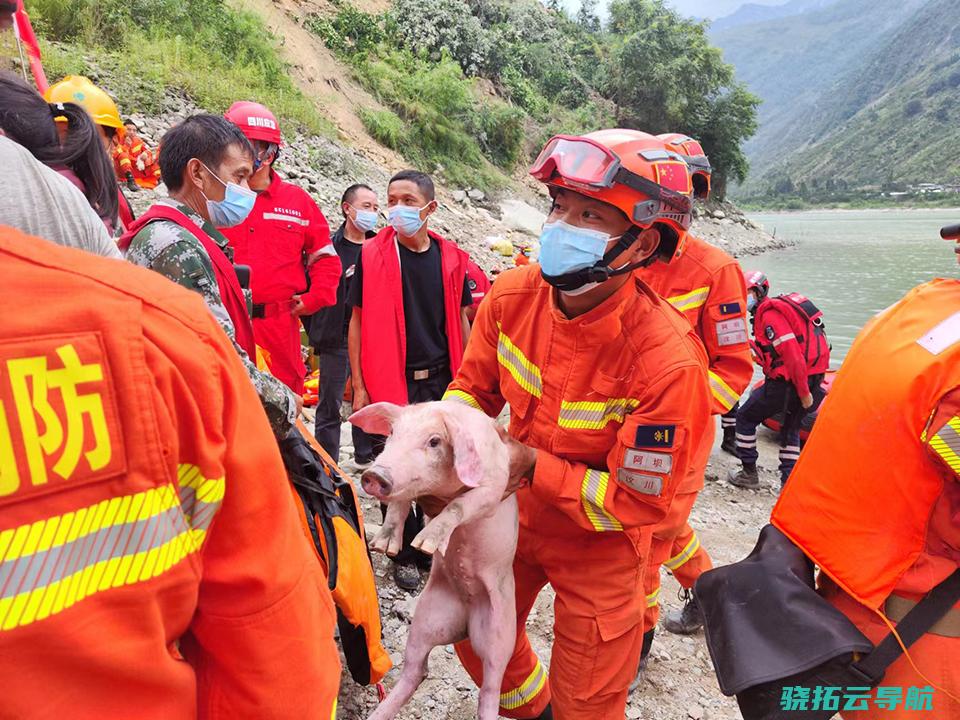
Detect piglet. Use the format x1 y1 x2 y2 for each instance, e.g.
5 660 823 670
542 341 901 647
349 400 518 720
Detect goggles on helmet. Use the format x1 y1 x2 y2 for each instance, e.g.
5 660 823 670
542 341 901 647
530 135 693 228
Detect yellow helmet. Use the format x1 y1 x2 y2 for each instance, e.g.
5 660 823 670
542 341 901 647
44 75 124 132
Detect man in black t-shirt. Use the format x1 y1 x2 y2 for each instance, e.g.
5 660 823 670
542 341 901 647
348 170 472 592
308 183 379 465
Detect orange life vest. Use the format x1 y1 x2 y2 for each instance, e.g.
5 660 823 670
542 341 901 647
772 278 960 610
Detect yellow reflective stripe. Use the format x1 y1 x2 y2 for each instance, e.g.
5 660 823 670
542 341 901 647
0 465 224 633
667 286 710 313
664 533 701 571
177 463 225 533
558 398 640 430
928 416 960 475
443 389 482 410
497 327 543 398
331 698 338 720
646 586 661 608
708 370 740 412
580 469 623 532
500 659 548 710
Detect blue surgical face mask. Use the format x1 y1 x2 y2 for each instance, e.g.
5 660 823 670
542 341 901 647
538 220 614 278
351 206 379 233
388 204 428 237
200 162 256 228
747 293 758 312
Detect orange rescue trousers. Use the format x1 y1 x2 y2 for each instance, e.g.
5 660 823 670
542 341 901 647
644 490 713 630
456 527 648 719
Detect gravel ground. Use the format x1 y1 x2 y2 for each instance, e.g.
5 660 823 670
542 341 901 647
303 409 788 720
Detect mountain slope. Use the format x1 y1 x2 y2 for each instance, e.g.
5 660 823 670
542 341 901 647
711 0 928 188
768 0 960 190
710 0 835 32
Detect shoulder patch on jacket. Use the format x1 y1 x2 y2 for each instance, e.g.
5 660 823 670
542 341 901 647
765 325 776 341
718 302 742 316
634 424 676 448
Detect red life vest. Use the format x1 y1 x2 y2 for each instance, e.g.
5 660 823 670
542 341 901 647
360 227 467 405
754 293 830 376
119 204 257 359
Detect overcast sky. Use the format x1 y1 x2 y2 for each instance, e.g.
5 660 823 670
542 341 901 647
558 0 789 20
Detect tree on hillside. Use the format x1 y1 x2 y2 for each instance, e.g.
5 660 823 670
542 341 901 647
601 0 758 197
577 0 601 33
546 0 563 11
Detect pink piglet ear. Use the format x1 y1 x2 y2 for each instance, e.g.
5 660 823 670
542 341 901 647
349 402 402 436
442 411 484 489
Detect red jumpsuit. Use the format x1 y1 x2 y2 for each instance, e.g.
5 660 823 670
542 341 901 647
445 266 712 718
0 227 340 718
222 171 340 394
636 235 752 629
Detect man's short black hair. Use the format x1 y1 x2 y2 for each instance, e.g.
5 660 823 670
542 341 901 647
388 169 435 202
341 183 375 214
159 114 253 192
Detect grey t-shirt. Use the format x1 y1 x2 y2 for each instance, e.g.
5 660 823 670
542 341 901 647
0 135 121 259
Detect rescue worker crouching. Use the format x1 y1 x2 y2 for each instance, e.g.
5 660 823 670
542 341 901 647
121 114 300 440
633 133 753 658
728 270 830 489
447 130 712 719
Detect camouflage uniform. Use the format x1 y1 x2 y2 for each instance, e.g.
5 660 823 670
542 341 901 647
125 198 297 438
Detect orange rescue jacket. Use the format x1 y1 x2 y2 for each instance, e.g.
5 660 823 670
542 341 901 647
637 234 753 416
772 278 960 610
445 265 712 541
0 228 340 718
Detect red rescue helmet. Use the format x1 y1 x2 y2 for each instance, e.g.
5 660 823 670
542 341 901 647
657 133 712 200
530 129 694 259
224 101 283 146
743 269 770 301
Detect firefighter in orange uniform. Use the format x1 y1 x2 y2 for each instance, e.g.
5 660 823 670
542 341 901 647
446 130 712 719
771 234 960 718
124 119 162 189
0 226 340 718
634 134 753 656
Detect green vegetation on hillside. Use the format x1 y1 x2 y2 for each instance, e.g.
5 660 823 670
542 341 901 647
309 0 758 195
713 0 960 205
25 0 331 135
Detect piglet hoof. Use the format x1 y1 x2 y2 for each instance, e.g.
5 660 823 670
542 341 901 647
411 521 453 557
370 525 398 556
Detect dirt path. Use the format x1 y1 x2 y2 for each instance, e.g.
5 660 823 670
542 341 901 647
229 0 407 170
317 414 787 720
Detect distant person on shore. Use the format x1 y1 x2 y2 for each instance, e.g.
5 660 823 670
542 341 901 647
348 169 473 592
728 270 830 489
221 100 341 396
308 182 380 466
123 118 162 189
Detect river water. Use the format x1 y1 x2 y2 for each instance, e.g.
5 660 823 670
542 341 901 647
747 209 960 366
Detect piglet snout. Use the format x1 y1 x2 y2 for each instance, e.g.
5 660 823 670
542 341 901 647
361 467 393 499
